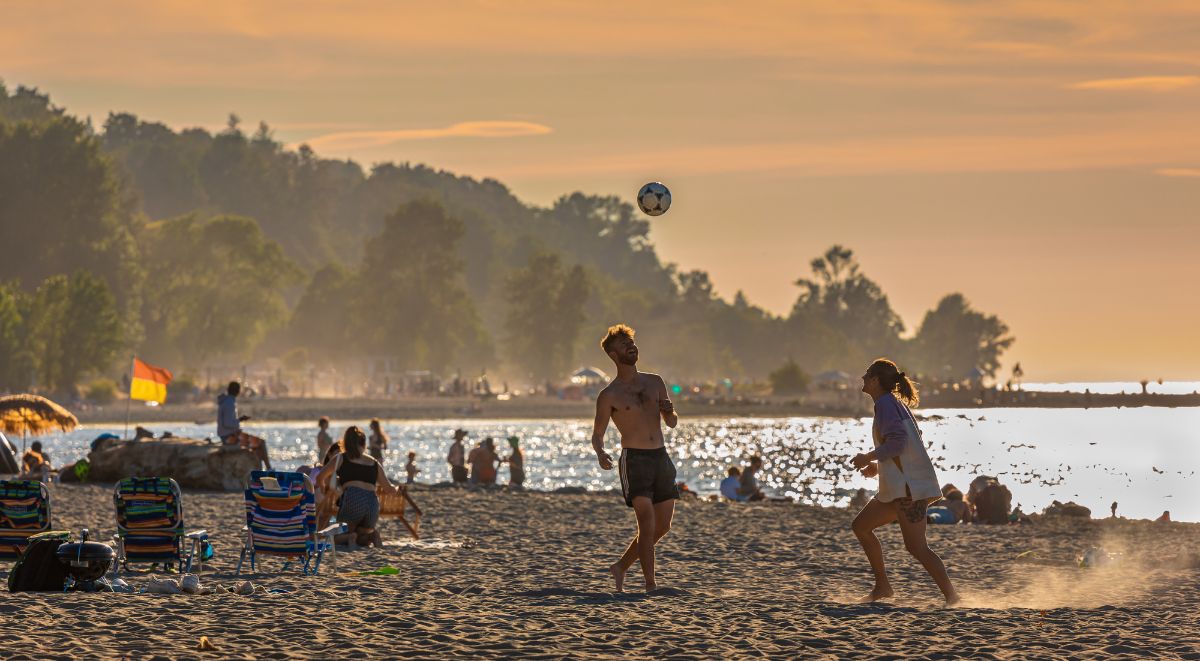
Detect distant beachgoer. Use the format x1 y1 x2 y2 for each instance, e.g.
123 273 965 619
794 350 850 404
133 426 154 441
316 417 333 459
506 436 525 487
447 429 468 484
405 451 419 485
1110 501 1118 518
368 418 389 465
943 486 971 523
850 358 959 605
968 476 1012 525
1157 511 1171 523
590 324 679 592
468 437 500 485
217 381 271 470
928 485 969 525
317 426 396 548
848 488 870 511
720 467 747 502
738 456 766 501
20 441 51 481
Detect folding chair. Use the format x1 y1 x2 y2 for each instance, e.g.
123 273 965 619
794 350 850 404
112 477 208 574
237 471 343 575
378 486 422 540
0 480 51 562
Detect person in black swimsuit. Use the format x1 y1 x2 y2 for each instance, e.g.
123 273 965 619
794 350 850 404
318 426 397 547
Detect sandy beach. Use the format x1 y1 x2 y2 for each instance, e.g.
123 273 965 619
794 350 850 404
2 483 1198 658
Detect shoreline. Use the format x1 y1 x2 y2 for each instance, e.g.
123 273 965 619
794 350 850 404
74 390 1200 425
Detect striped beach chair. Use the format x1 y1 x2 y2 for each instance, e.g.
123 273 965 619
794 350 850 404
113 477 208 574
237 471 343 575
0 480 51 562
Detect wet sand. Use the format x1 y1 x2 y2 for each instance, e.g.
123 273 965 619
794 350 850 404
2 483 1199 658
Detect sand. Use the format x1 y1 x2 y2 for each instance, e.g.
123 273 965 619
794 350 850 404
2 483 1199 659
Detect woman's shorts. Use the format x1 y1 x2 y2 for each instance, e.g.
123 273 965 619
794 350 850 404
337 486 380 529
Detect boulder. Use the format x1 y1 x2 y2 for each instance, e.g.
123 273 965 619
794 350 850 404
88 437 259 491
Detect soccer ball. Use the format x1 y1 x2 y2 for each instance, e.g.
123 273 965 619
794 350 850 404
637 182 671 216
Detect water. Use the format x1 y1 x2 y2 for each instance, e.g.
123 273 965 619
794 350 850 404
20 406 1200 522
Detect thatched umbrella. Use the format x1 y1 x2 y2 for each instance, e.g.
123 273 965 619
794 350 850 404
0 394 79 453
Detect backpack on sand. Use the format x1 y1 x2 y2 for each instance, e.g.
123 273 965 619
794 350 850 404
8 531 71 592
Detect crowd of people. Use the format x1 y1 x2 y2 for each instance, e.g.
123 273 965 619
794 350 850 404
289 415 528 550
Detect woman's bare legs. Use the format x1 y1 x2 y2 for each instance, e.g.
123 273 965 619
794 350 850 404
895 499 960 605
852 498 897 601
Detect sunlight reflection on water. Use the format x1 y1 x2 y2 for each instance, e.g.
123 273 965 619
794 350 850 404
33 406 1200 521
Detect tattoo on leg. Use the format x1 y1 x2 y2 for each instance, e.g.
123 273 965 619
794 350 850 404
899 498 927 524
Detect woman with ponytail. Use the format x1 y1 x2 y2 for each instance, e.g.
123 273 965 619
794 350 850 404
849 359 959 605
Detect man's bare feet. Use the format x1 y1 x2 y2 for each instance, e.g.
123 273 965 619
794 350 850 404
858 585 894 603
609 563 626 592
645 583 658 592
944 592 962 607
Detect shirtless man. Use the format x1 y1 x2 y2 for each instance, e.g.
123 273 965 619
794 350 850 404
591 324 679 592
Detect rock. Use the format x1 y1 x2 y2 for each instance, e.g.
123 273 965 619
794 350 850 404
88 437 259 491
180 573 201 594
1042 499 1091 518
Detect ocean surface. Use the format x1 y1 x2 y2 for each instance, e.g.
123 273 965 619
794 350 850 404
23 404 1200 522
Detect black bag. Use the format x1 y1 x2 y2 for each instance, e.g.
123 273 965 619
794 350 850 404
8 532 71 592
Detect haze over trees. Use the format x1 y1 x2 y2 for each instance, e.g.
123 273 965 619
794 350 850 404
0 81 1015 394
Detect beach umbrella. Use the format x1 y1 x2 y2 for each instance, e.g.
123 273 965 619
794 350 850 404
814 370 852 383
0 394 79 453
570 366 609 384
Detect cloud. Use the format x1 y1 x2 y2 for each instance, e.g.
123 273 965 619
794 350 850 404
1069 76 1200 91
298 121 553 151
1155 167 1200 177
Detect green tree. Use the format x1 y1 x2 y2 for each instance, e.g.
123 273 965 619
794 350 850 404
503 252 591 381
0 116 143 326
909 293 1014 381
140 214 300 368
0 283 33 391
358 199 491 372
769 358 811 395
25 272 122 395
790 245 904 370
287 263 355 364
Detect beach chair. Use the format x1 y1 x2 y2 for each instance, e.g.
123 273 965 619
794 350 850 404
237 471 343 575
0 480 51 562
378 486 423 540
112 477 208 575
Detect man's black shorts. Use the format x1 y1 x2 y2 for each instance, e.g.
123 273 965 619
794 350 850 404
619 447 679 507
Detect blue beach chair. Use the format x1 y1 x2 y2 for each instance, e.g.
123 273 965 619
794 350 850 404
112 477 208 574
236 471 343 575
0 480 51 562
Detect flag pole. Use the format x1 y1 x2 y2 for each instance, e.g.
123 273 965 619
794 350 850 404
124 355 134 440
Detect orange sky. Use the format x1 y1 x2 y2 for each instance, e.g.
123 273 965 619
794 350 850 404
3 1 1198 380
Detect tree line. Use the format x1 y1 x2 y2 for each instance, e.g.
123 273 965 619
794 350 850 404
0 82 1014 396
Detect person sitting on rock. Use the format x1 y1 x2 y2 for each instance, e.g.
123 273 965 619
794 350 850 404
217 381 271 470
